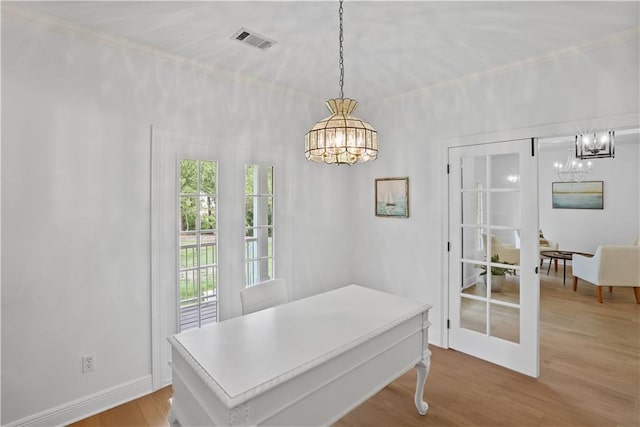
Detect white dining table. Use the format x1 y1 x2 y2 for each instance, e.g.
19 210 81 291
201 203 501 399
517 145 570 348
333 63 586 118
168 284 432 426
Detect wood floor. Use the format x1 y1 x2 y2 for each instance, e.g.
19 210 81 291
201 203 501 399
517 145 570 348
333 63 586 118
71 267 640 427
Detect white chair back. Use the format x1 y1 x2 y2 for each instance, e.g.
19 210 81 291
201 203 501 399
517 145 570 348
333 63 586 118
240 279 289 315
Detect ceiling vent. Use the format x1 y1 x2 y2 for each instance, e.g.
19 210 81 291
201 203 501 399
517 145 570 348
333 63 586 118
231 27 276 51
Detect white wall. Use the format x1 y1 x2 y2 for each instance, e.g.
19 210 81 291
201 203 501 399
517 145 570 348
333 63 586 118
1 17 354 425
352 37 640 345
538 140 640 253
2 7 639 427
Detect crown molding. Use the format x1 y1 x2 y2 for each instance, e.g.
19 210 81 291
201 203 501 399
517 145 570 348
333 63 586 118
2 4 637 107
365 26 640 107
1 4 323 104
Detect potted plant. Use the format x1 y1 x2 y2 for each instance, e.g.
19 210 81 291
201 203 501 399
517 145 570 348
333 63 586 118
478 254 516 292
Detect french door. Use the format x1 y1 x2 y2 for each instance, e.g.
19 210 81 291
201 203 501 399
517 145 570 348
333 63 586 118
448 139 540 377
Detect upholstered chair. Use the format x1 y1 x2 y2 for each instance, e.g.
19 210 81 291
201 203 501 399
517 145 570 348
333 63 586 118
483 234 519 265
515 230 559 269
240 278 289 315
572 246 640 304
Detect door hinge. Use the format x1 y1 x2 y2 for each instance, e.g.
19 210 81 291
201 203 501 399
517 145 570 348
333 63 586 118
535 266 539 274
447 241 451 252
446 163 450 174
447 319 450 329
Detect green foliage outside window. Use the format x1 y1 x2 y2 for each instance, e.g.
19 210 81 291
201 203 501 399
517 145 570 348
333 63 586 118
180 160 217 231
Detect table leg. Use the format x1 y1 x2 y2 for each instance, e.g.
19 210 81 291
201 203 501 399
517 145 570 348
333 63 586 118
563 259 567 285
546 258 552 275
415 351 431 415
168 405 177 425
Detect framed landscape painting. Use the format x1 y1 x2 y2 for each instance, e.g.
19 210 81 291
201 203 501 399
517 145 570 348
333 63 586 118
552 181 603 209
375 177 409 218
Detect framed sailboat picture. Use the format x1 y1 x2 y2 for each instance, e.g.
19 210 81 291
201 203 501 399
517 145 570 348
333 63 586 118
375 177 409 218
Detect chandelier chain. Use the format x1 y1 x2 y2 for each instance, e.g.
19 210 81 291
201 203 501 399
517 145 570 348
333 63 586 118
338 0 344 99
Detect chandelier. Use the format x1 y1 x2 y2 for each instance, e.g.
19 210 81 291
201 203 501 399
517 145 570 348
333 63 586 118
575 131 615 159
304 0 378 165
554 148 592 182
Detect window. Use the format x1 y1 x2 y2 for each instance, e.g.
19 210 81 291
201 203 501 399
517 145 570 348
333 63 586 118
245 164 274 285
178 159 218 330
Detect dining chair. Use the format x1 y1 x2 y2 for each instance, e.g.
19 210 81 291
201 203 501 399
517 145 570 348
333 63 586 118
240 278 289 315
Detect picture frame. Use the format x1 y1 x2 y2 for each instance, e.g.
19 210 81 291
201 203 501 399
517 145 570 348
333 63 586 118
375 177 409 218
552 181 603 209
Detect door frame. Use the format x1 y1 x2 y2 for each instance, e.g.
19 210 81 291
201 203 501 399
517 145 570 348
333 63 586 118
439 112 638 367
150 126 289 390
150 127 236 389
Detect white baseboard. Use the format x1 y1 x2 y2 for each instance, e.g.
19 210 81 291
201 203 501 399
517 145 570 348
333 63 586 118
5 376 153 427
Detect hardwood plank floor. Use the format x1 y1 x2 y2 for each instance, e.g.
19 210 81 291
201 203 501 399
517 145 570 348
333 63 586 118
70 267 639 426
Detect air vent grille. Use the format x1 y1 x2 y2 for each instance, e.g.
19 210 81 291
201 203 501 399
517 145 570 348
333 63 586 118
232 27 276 51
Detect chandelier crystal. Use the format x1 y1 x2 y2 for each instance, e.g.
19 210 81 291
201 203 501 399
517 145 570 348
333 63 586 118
554 148 591 182
304 0 378 165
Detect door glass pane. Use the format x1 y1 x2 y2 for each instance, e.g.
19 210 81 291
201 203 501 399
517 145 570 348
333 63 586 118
460 297 486 334
482 229 520 265
462 188 486 226
489 153 519 189
490 274 520 304
462 227 486 262
461 155 487 190
490 192 520 229
490 303 520 343
461 262 486 298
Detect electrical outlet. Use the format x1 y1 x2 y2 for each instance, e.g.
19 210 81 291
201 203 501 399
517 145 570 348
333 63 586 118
82 354 95 373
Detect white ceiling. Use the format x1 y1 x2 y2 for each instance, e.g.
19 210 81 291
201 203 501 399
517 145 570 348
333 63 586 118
5 1 640 103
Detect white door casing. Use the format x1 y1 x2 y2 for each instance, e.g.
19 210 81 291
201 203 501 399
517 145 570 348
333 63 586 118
448 139 540 377
150 127 286 389
151 128 238 388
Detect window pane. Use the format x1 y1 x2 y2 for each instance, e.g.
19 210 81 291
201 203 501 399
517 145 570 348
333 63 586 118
200 267 217 301
245 260 259 286
179 159 218 330
180 232 197 269
200 232 217 266
180 160 197 194
267 167 273 195
200 161 216 195
245 164 256 195
180 197 197 232
245 196 254 228
200 195 216 231
245 164 275 286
